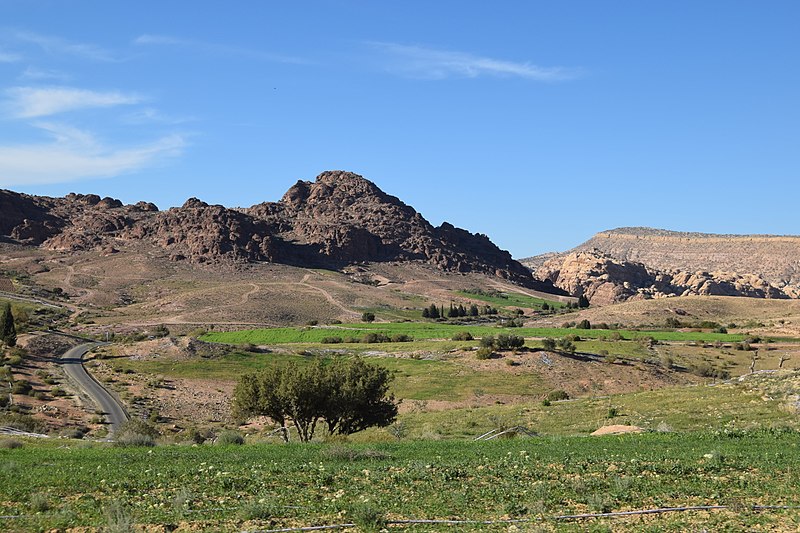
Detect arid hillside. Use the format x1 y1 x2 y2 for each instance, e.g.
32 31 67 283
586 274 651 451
1 171 560 292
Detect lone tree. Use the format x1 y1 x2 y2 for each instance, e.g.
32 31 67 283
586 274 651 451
361 311 376 323
0 302 16 348
233 358 398 442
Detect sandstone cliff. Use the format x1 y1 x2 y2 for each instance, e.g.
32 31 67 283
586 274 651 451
536 250 790 305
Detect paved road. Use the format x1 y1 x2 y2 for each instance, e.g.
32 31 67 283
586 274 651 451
60 343 129 433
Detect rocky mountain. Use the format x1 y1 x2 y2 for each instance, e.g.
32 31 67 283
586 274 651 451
534 250 791 306
0 171 555 290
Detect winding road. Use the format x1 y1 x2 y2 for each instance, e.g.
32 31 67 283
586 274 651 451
60 343 129 433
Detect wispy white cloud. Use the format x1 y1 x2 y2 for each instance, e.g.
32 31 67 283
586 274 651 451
133 33 308 64
0 49 21 62
122 107 195 125
19 66 70 81
0 122 186 186
10 30 117 61
369 42 580 81
4 86 142 118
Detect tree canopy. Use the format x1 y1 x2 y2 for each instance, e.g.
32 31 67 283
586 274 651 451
0 302 16 348
233 357 398 442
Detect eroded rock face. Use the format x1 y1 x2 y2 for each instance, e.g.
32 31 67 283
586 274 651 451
0 171 547 288
537 250 790 305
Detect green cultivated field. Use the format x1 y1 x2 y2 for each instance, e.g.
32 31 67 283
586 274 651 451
202 323 752 345
1 431 798 531
456 290 566 309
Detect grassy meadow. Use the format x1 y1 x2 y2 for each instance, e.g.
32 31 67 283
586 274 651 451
1 430 799 531
201 322 755 345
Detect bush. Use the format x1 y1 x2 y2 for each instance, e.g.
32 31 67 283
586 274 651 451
390 334 413 343
556 338 576 354
216 430 245 445
541 338 556 351
495 334 524 350
0 438 23 449
115 432 155 447
546 390 570 402
11 380 32 395
321 336 343 344
576 319 591 330
361 312 376 323
349 503 387 532
607 406 619 418
115 419 159 447
475 347 494 360
452 331 474 341
479 336 495 348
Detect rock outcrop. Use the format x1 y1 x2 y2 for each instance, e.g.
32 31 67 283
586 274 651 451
562 227 800 289
536 250 790 305
0 171 553 289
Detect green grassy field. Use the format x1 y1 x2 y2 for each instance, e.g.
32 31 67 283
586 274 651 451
457 289 565 309
369 379 800 440
201 323 753 345
1 430 798 531
105 351 547 401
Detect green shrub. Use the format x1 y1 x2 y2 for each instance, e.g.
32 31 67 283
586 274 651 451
349 503 387 532
546 390 570 402
541 338 556 351
29 493 51 513
115 432 155 447
115 419 159 447
495 334 524 350
361 312 376 323
321 336 343 344
0 438 23 449
576 319 591 329
216 430 244 445
475 347 494 360
11 380 32 395
390 334 413 343
238 499 277 521
452 331 474 341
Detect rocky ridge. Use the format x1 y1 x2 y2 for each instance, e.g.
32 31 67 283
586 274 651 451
569 227 800 288
0 171 551 289
536 250 791 306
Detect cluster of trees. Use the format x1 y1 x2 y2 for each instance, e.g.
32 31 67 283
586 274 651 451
480 334 525 350
541 337 576 354
1 303 16 348
233 358 398 442
422 303 498 319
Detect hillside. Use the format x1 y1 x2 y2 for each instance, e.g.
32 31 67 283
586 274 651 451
1 171 561 293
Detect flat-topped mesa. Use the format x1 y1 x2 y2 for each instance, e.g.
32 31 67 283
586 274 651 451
574 227 800 287
536 249 790 306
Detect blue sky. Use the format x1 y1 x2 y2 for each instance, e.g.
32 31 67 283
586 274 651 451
0 2 798 257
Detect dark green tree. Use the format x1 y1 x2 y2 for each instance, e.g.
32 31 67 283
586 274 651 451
578 295 590 308
422 307 430 318
233 358 397 443
469 304 479 317
428 304 440 319
0 302 16 348
361 311 376 323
